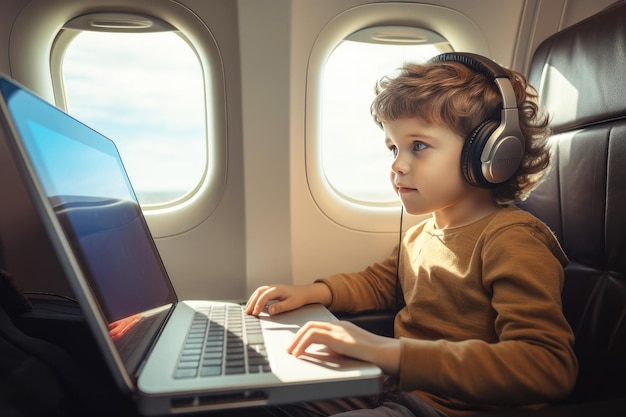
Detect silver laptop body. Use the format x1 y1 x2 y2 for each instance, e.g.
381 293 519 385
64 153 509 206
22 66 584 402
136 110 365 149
0 75 382 415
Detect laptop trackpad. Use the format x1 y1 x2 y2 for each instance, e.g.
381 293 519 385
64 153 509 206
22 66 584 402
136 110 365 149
261 303 337 328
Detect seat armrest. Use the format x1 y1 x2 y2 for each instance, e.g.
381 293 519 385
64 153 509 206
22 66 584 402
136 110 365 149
335 309 395 338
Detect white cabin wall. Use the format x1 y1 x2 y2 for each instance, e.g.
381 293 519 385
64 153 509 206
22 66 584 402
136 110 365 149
514 0 617 73
0 0 618 301
120 0 249 301
0 1 18 76
561 0 619 27
238 0 294 295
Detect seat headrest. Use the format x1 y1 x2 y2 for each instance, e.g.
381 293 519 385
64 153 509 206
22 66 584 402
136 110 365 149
529 1 626 133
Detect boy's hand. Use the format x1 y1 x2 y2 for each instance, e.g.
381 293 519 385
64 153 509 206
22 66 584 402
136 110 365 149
244 283 331 316
287 320 401 376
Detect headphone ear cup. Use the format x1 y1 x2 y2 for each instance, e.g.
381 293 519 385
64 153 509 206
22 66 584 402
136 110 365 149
462 119 500 188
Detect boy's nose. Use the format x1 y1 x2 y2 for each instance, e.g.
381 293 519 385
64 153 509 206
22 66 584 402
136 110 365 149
391 155 409 175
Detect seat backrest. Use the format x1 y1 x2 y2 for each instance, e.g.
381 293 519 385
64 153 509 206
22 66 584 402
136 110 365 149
521 0 626 402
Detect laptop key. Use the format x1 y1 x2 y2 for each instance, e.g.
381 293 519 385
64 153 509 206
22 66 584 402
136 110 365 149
246 332 265 345
203 358 222 366
174 368 198 379
200 366 222 377
175 304 273 378
178 360 200 369
225 366 245 375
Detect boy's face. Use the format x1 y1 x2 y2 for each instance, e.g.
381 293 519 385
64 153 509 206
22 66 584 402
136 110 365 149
383 117 493 226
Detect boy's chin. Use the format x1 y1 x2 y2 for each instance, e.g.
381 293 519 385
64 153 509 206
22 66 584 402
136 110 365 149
400 205 430 217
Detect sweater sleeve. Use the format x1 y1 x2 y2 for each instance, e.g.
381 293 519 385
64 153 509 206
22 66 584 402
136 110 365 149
315 247 399 313
398 222 578 407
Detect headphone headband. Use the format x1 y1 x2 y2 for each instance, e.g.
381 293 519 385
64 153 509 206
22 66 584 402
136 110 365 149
431 52 508 80
429 52 525 187
430 52 518 110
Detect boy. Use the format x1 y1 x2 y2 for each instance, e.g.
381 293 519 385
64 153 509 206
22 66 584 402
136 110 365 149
244 53 578 417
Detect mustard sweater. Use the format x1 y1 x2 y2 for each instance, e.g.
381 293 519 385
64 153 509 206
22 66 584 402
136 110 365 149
317 206 578 416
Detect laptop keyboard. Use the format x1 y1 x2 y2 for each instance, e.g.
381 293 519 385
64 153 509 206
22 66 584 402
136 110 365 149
174 305 271 378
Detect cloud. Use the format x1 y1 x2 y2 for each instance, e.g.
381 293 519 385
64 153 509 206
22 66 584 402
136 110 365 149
321 41 438 203
62 31 206 201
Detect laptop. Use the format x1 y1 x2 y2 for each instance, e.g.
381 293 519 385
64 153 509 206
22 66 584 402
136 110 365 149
0 75 382 415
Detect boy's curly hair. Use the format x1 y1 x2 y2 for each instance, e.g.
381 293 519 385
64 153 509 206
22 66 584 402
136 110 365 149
370 59 551 203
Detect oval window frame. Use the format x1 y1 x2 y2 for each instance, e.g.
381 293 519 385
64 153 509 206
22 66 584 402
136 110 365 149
10 0 228 238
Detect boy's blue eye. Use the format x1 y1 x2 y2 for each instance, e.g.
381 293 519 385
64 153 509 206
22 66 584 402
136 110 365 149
388 145 398 157
412 142 428 152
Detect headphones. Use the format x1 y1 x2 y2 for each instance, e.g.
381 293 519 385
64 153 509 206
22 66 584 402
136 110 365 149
429 52 524 188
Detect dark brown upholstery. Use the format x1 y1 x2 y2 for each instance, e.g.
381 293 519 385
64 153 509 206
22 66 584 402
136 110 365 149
521 0 626 403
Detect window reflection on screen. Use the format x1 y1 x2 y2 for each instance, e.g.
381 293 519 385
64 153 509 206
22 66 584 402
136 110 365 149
18 118 173 322
4 80 177 369
25 121 134 203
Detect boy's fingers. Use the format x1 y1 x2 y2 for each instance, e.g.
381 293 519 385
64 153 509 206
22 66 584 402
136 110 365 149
267 297 298 315
245 286 269 315
288 321 333 356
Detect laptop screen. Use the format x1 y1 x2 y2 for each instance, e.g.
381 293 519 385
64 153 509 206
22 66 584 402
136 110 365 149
1 77 177 374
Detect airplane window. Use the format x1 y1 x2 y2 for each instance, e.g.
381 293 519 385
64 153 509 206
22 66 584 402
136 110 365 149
320 27 451 205
307 4 485 232
56 22 206 208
